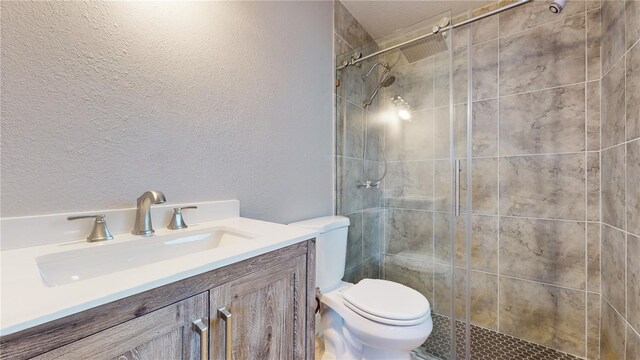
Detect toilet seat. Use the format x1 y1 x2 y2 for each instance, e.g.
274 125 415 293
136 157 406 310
341 279 430 326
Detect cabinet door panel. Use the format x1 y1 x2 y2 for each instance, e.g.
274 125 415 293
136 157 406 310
35 292 208 360
210 256 306 360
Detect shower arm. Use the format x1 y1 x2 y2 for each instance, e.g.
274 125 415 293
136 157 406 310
336 0 531 70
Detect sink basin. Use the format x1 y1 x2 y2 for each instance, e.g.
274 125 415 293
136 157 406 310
36 227 255 287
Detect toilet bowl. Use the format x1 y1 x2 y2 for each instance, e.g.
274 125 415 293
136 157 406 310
319 281 432 360
289 216 433 360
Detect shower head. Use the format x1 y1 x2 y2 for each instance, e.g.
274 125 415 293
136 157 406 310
549 0 566 13
363 75 396 107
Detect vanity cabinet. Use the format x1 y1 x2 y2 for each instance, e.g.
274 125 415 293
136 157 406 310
210 256 306 360
32 293 209 360
0 240 316 360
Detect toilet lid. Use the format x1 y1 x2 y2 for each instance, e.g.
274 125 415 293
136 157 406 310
341 279 430 326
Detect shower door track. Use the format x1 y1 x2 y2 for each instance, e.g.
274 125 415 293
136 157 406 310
336 0 530 70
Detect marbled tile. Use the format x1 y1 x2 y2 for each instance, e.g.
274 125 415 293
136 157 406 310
385 209 433 259
433 51 451 108
499 277 586 356
499 0 585 37
587 9 602 81
499 84 585 155
363 162 383 210
455 215 499 273
336 157 363 215
336 98 363 159
383 253 434 301
387 109 434 161
500 154 585 220
602 224 626 314
363 208 382 258
433 262 454 313
361 254 380 280
587 293 601 360
384 161 434 210
454 270 499 330
334 1 373 49
600 299 626 360
499 217 586 289
454 104 467 159
587 0 601 11
433 212 458 265
345 211 363 270
628 42 640 141
433 106 451 160
628 324 640 360
629 139 640 236
472 99 498 157
433 160 453 212
587 152 600 222
337 63 363 106
472 40 498 101
602 58 626 149
334 34 352 63
499 14 585 95
470 2 499 45
628 233 640 332
453 47 468 104
627 0 640 51
453 21 470 51
601 0 626 74
602 144 626 230
393 57 435 112
587 222 601 292
587 81 601 151
460 158 499 215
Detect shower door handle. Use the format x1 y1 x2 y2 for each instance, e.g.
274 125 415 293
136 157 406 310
455 159 461 217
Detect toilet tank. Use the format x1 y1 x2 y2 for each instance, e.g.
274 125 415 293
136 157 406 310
289 216 350 292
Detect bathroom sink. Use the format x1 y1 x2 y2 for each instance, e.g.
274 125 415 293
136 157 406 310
36 227 254 287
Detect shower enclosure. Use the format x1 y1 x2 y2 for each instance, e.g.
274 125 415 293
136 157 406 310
335 0 599 358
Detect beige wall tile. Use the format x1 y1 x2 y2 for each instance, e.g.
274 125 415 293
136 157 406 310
602 58 626 148
499 14 585 95
336 99 363 159
600 299 626 359
602 224 626 315
498 0 585 36
336 157 363 215
472 40 498 101
499 84 585 155
499 154 585 220
334 0 373 49
499 277 586 356
602 144 626 229
461 158 499 215
588 222 601 292
387 109 434 161
587 81 601 151
587 293 601 360
628 233 640 332
629 139 640 236
587 9 602 81
385 209 434 258
627 324 640 360
393 57 435 111
627 42 640 141
601 0 626 74
472 99 498 157
499 217 586 289
588 153 601 222
455 270 499 330
385 161 434 210
383 254 435 304
346 211 363 269
363 208 383 258
626 0 640 51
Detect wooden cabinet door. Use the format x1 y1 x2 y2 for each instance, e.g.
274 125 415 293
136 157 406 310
209 256 307 360
34 292 208 360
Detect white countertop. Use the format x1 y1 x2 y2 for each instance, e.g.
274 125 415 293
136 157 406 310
0 217 317 336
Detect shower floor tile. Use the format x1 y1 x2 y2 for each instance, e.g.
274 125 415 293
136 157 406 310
418 313 583 360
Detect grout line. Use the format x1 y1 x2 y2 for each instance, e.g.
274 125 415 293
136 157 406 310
583 11 589 356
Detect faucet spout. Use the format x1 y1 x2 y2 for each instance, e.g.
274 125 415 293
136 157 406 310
132 191 166 236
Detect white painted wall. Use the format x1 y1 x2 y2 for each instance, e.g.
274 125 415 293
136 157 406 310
0 1 333 223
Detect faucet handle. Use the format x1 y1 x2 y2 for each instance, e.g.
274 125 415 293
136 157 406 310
68 214 114 242
167 206 198 230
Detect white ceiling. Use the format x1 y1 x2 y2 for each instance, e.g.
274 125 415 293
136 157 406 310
341 1 494 39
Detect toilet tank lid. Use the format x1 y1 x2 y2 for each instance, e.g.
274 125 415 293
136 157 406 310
289 216 350 233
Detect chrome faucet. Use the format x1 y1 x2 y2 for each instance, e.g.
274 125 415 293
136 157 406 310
132 191 166 236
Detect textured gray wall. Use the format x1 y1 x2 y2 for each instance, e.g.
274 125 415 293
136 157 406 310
1 1 333 223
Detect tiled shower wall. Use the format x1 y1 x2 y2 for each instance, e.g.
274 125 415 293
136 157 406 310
599 0 640 359
334 1 384 282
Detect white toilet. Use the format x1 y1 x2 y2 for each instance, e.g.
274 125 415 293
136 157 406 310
290 216 433 360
